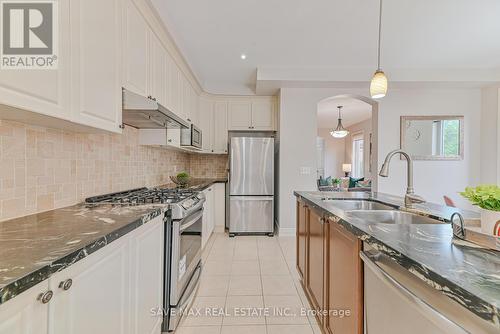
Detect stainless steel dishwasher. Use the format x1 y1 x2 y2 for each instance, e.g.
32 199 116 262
361 243 497 334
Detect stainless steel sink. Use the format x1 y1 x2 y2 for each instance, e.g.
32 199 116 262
347 210 446 225
322 200 395 211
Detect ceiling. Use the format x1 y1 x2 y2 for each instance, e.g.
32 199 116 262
151 0 500 95
317 96 372 129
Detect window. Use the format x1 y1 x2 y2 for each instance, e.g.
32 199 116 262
433 120 460 156
352 133 364 178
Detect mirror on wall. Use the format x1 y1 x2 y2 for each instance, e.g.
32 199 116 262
400 116 464 160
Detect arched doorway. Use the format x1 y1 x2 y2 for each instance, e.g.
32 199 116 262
316 94 379 192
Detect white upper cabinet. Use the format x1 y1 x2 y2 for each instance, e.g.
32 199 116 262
0 0 70 121
199 97 214 152
148 31 167 106
168 62 183 119
70 0 123 133
251 101 274 130
213 101 228 153
123 0 149 96
227 99 275 131
228 101 252 130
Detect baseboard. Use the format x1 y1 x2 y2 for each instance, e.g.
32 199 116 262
278 227 296 236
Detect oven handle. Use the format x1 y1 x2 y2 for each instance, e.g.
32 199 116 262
180 209 203 232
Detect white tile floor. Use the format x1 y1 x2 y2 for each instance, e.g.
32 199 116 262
176 233 322 334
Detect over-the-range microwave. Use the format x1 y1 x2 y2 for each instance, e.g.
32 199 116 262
181 124 202 150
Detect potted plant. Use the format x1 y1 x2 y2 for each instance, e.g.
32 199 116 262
170 172 191 188
460 185 500 236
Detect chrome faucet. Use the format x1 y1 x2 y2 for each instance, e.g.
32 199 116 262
379 149 426 208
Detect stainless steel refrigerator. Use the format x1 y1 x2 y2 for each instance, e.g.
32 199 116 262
228 135 275 236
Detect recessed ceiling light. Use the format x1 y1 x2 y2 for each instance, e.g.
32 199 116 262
240 54 247 60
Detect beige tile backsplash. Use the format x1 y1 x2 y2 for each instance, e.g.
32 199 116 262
189 153 228 179
0 119 227 221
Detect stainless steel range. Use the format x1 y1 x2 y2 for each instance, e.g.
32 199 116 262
85 187 205 332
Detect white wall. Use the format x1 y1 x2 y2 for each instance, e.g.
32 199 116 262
317 128 345 178
278 87 482 233
377 89 481 210
344 119 373 180
480 87 500 184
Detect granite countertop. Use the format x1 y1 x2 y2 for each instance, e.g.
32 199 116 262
159 177 227 191
295 191 500 329
0 178 226 306
0 203 166 305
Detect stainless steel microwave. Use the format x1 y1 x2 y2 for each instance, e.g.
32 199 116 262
181 124 202 149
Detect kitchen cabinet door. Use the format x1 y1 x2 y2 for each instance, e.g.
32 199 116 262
169 64 183 119
199 97 214 152
228 101 252 130
251 101 274 130
182 79 193 123
0 283 50 334
296 199 309 281
48 236 130 334
70 0 123 133
305 207 326 325
123 0 149 96
129 218 164 334
213 183 226 232
202 186 215 249
0 0 70 121
149 32 167 106
325 221 363 334
213 101 228 153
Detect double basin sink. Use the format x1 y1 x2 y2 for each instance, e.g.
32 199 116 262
321 199 446 225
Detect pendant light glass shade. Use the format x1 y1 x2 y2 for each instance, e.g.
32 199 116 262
330 106 349 138
370 69 388 99
370 0 388 99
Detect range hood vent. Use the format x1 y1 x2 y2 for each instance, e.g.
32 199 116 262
122 88 189 129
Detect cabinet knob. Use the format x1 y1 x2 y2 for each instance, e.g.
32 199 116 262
168 139 172 143
38 290 53 304
59 279 73 291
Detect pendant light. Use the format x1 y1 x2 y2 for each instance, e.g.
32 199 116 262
330 106 349 138
370 0 388 99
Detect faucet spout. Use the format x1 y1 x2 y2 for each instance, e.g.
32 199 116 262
379 149 425 208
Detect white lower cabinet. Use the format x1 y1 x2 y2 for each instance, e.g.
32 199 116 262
129 220 164 334
48 236 130 334
202 186 215 248
0 283 50 334
0 217 164 334
213 183 226 232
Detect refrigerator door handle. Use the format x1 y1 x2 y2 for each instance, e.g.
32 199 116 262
230 196 274 201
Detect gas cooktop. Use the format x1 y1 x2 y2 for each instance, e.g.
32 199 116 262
85 187 197 205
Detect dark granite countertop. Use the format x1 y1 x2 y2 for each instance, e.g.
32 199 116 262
0 178 227 306
0 202 166 305
159 177 227 191
295 191 500 329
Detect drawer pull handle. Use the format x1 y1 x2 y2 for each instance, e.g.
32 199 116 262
38 290 53 304
59 279 73 291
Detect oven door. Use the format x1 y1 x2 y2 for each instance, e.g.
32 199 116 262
170 208 203 305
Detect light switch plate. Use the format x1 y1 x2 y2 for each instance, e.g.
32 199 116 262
300 167 311 175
